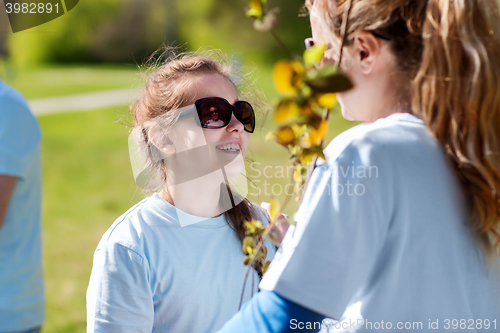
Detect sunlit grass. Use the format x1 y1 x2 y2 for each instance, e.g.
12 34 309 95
0 63 140 99
39 106 142 333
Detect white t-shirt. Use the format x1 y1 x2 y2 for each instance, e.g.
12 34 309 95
87 193 276 333
260 113 500 332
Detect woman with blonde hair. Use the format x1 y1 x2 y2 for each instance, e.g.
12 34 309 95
217 0 500 331
86 51 277 332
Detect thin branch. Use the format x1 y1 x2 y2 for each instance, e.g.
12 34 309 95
279 175 294 211
238 262 253 310
237 172 296 311
300 106 331 203
270 30 296 60
251 266 255 298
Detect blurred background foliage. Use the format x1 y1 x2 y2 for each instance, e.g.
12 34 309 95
2 0 311 66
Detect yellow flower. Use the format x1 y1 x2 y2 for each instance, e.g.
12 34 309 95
275 99 300 124
275 126 296 146
317 93 337 109
304 119 328 146
246 0 263 18
273 60 305 96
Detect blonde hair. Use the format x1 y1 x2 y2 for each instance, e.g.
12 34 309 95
130 48 268 274
308 0 500 256
132 51 231 126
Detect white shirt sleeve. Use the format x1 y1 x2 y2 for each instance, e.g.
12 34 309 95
86 242 154 333
259 139 394 319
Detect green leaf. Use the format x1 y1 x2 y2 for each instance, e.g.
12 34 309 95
265 131 276 142
291 145 302 156
305 65 353 93
304 44 326 68
262 261 271 274
313 145 326 161
275 100 300 124
243 236 256 253
293 164 307 183
300 146 325 165
246 0 263 18
246 8 261 18
304 119 328 145
269 197 281 221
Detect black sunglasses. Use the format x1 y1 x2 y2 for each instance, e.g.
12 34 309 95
193 97 255 133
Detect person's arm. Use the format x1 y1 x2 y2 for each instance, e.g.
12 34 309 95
215 290 325 333
0 175 18 229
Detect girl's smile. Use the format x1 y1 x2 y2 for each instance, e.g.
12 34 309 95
216 141 242 153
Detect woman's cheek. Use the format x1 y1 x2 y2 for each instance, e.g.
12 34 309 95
336 93 354 121
201 128 221 146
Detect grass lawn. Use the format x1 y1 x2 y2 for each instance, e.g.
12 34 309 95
39 106 140 332
0 61 272 101
0 63 140 99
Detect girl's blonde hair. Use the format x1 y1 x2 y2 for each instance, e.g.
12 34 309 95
308 0 500 256
131 48 267 274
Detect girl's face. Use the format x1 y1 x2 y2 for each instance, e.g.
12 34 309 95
187 73 250 159
165 73 250 180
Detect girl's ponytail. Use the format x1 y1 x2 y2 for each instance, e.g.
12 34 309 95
412 0 500 255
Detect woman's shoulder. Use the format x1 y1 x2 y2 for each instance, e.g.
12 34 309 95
324 113 441 167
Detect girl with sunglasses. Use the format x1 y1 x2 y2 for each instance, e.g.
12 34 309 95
86 51 278 332
217 0 500 332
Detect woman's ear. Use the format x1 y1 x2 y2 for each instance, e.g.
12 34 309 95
149 125 176 154
353 31 381 74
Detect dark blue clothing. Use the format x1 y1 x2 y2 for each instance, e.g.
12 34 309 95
215 290 325 333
